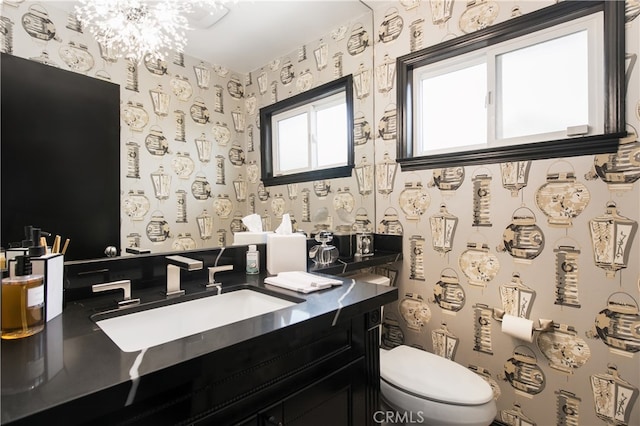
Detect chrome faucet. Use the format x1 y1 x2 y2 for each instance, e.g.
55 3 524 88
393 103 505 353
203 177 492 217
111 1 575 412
166 255 203 296
205 265 234 294
92 279 140 307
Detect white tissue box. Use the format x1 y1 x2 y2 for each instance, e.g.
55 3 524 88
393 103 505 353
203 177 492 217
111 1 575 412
233 231 271 246
267 233 307 275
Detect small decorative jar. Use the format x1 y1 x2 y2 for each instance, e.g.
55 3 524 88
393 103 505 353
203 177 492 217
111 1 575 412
145 125 169 156
352 208 373 233
333 187 355 213
190 173 212 201
501 345 545 396
399 180 430 221
431 268 465 313
428 167 465 191
378 207 403 235
230 212 247 235
313 180 331 198
536 323 591 374
146 211 171 243
587 292 640 355
459 235 500 287
190 97 210 125
172 233 196 251
171 152 195 180
169 75 193 102
535 160 591 227
585 130 640 193
122 190 149 221
497 206 545 264
399 293 431 331
122 101 149 132
212 122 231 146
59 41 94 72
213 194 232 218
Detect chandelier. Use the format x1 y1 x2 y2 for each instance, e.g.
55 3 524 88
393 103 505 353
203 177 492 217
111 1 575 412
75 0 226 62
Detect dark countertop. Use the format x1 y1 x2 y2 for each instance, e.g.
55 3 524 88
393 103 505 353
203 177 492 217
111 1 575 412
1 272 397 424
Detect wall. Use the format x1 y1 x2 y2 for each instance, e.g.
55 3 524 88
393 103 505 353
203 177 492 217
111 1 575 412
3 1 639 425
366 1 640 426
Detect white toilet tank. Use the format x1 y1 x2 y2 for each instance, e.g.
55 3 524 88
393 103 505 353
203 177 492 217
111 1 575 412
380 345 497 426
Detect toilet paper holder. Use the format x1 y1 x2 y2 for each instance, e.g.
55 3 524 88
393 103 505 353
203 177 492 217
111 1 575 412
492 309 554 333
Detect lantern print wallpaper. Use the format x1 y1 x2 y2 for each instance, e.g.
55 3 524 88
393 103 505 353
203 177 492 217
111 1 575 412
3 1 640 425
369 1 639 425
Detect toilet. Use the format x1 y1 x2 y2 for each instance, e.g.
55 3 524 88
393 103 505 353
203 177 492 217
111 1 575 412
348 272 496 425
380 345 497 426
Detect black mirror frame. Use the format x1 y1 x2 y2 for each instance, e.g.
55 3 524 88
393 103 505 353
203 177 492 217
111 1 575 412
396 0 626 171
260 74 355 186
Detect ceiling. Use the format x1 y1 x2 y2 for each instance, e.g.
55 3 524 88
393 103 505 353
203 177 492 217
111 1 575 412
56 0 372 74
186 0 371 73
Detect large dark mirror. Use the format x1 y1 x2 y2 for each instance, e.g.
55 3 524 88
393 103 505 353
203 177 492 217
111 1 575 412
0 1 374 260
396 0 626 171
260 75 355 187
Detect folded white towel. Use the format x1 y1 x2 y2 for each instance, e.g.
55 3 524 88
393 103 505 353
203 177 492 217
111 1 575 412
264 271 342 293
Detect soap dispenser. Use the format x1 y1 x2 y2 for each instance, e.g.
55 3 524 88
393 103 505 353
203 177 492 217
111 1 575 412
1 255 45 339
246 244 259 274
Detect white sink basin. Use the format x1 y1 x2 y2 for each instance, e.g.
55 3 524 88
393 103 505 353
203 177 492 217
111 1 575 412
95 289 297 352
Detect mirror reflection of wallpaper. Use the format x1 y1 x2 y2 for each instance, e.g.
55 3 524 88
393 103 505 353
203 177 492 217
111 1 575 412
369 1 640 426
0 1 375 253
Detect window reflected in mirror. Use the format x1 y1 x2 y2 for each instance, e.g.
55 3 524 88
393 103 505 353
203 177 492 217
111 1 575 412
260 75 354 186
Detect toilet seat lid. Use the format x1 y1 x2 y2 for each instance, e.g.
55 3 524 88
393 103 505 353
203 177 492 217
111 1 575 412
380 345 493 406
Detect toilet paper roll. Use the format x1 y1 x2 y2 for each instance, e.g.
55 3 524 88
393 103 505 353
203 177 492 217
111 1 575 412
501 314 534 342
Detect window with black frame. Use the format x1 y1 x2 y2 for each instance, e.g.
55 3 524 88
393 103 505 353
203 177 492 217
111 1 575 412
260 75 355 186
396 1 626 171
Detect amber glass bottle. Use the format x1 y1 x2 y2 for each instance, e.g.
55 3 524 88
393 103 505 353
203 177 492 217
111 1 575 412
1 256 44 339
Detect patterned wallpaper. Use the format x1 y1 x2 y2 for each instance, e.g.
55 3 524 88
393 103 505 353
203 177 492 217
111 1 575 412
368 1 640 426
2 1 640 425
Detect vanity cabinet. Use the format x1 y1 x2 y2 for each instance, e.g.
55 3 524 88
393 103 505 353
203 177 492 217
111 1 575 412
2 249 397 426
177 311 379 426
254 360 364 426
5 307 383 426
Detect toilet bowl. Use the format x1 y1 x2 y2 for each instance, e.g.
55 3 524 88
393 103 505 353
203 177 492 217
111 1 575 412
380 345 497 426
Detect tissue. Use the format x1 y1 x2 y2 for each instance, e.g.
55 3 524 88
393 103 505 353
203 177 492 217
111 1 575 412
234 214 270 246
242 214 263 232
502 314 534 342
275 213 292 234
